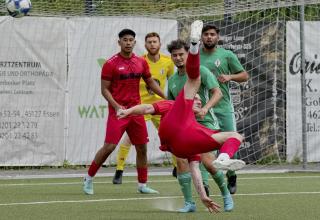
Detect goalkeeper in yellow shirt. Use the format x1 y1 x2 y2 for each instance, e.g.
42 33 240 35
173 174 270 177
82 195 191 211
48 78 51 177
112 32 176 185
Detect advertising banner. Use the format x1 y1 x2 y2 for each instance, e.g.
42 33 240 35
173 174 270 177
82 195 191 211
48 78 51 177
0 17 67 165
286 21 320 162
67 17 178 164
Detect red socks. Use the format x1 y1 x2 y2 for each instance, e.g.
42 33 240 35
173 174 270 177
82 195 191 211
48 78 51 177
219 138 241 158
137 167 147 183
88 160 100 177
186 52 200 79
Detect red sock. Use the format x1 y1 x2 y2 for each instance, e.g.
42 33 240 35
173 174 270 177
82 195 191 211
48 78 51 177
88 161 100 177
186 52 200 79
137 167 147 183
219 138 241 158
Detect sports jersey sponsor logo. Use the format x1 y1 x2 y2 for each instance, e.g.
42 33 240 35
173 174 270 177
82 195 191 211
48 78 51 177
160 68 164 75
119 73 142 80
118 66 125 70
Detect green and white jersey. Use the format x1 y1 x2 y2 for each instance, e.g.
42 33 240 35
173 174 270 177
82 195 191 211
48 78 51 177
167 65 220 130
200 47 244 113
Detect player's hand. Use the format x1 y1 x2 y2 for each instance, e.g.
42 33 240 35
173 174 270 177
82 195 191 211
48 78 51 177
201 197 221 213
116 108 128 119
197 107 208 119
218 74 231 83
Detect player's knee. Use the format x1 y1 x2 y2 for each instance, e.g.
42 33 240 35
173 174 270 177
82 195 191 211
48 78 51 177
135 144 147 155
233 132 244 142
176 158 189 172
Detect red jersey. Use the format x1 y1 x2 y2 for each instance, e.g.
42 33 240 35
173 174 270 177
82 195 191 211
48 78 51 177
101 53 151 112
152 90 219 161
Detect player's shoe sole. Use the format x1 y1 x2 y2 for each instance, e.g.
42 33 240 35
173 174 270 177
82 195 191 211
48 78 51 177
213 159 245 171
190 20 203 44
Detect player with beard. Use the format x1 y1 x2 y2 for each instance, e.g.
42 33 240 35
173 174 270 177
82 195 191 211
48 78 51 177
200 24 249 194
112 32 176 189
166 37 234 212
83 29 165 195
116 20 246 212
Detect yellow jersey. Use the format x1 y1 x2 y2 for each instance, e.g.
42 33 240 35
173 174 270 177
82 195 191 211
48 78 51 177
140 53 174 104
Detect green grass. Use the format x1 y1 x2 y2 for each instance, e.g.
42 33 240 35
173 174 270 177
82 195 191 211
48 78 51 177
0 173 320 220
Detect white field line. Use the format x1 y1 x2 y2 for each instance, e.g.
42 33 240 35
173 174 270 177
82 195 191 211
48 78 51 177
0 171 172 180
0 191 320 207
1 168 319 180
0 175 320 187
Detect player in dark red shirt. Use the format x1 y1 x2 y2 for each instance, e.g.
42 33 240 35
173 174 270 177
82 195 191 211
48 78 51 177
117 22 245 213
83 28 165 195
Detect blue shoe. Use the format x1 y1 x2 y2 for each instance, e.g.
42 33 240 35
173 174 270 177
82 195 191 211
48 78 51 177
223 194 234 212
83 177 93 195
138 186 159 194
178 201 196 213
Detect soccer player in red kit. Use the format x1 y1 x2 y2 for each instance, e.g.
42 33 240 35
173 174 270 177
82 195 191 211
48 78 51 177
83 28 165 195
117 21 245 213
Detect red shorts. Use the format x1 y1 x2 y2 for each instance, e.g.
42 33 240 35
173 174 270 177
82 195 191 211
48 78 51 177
105 113 148 145
158 89 220 161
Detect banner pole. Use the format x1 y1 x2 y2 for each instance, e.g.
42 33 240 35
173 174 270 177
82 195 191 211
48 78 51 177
299 4 307 169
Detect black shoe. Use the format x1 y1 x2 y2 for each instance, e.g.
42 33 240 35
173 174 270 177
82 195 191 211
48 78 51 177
112 170 123 184
172 166 177 178
204 183 210 197
227 174 237 194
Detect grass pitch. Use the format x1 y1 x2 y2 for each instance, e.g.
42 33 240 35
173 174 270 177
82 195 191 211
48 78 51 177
0 172 320 220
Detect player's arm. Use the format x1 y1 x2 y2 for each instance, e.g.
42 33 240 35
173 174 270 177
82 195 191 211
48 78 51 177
117 104 155 119
197 67 222 118
219 71 249 83
218 52 249 83
144 77 166 99
198 87 222 119
189 161 220 213
101 79 123 111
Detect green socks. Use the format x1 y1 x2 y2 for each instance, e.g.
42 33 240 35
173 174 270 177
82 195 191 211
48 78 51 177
212 170 229 196
177 172 193 203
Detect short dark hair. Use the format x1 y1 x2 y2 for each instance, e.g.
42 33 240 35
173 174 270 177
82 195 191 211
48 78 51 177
202 24 220 34
167 39 189 54
145 32 160 42
118 29 136 38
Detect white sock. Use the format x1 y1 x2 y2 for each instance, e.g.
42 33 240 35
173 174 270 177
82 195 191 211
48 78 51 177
217 153 230 161
138 183 146 188
85 175 93 180
189 41 200 54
